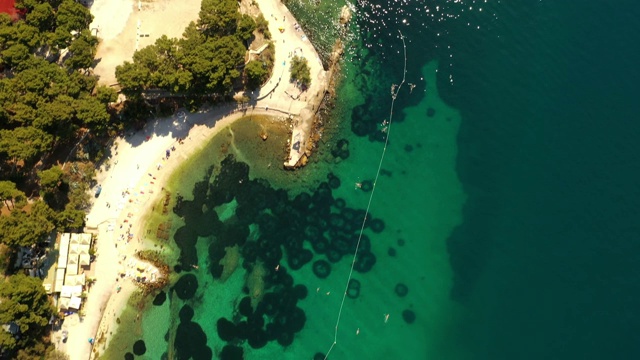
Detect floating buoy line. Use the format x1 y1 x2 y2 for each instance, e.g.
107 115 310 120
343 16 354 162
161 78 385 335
324 30 408 359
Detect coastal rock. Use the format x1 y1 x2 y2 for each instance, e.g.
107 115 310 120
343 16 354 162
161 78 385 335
152 291 167 306
339 5 352 24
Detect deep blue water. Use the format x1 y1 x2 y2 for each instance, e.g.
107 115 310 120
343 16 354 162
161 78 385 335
341 0 640 358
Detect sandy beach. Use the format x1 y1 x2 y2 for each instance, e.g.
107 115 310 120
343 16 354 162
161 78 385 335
56 0 330 358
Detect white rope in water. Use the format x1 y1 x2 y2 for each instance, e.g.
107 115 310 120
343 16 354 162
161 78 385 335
324 30 408 359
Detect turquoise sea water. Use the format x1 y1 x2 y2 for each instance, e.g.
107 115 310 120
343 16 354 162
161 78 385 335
116 1 640 359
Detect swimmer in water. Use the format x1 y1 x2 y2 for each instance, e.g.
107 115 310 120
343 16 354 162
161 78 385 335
384 313 390 323
355 182 362 189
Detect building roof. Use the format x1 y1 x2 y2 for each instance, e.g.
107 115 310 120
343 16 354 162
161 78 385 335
0 0 18 21
60 285 82 298
58 234 71 269
64 273 85 286
54 268 66 293
68 296 82 310
50 233 93 294
79 253 90 266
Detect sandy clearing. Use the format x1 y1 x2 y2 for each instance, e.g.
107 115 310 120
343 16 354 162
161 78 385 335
89 0 132 41
91 0 201 85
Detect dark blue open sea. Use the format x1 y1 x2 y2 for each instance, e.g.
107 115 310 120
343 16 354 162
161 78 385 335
106 1 640 359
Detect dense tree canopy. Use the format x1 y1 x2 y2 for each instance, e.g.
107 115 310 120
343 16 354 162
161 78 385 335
0 180 25 210
0 0 112 179
116 0 262 96
198 0 239 38
290 55 311 87
65 30 98 70
95 85 118 104
244 60 268 90
0 126 53 167
38 165 63 192
236 14 256 42
55 0 93 34
255 14 271 39
0 201 55 247
0 274 55 352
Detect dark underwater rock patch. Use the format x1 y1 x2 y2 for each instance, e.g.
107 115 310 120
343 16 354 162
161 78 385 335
326 249 342 263
175 321 209 359
327 173 341 189
174 273 198 300
331 138 350 158
217 318 237 342
360 180 373 192
247 329 268 349
220 345 244 360
402 309 416 324
367 218 385 233
277 331 294 347
294 284 308 300
153 290 167 306
311 237 329 254
133 340 146 355
312 260 331 279
354 251 376 273
124 353 134 360
395 283 409 297
179 305 194 322
172 154 386 352
347 279 361 299
239 296 253 317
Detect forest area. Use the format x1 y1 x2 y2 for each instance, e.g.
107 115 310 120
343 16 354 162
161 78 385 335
0 0 273 358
